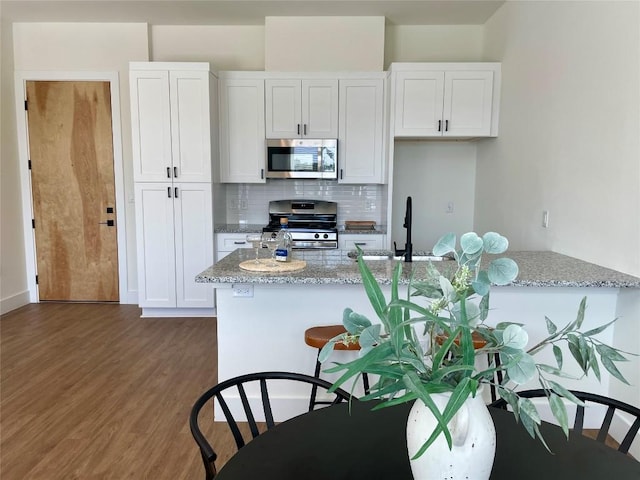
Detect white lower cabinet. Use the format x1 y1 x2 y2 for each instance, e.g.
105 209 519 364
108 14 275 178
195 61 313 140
216 233 253 261
339 234 385 250
135 183 214 310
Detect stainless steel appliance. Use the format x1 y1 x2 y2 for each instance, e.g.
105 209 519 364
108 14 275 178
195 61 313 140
266 139 338 179
263 199 338 249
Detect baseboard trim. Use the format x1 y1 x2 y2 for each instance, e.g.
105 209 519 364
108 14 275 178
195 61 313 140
0 291 30 315
140 307 216 318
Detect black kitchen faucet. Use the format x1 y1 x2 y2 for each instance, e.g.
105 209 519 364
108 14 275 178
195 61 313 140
394 196 413 262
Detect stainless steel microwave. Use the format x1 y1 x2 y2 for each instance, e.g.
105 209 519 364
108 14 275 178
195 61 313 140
266 139 338 179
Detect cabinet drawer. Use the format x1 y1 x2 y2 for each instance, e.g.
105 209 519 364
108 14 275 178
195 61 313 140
220 237 252 250
216 233 255 260
339 234 385 250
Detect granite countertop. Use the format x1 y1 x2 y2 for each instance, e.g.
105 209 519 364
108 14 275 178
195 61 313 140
195 249 640 288
215 224 264 234
338 226 388 234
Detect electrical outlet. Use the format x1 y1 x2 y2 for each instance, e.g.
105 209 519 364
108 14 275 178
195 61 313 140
446 201 454 214
542 210 549 228
232 284 253 297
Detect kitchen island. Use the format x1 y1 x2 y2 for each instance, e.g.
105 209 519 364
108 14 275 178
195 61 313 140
196 249 639 431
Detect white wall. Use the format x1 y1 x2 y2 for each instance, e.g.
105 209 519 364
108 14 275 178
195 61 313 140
391 141 477 251
384 25 484 67
477 1 640 277
11 22 149 303
151 25 265 71
0 17 29 313
265 16 385 71
478 0 640 438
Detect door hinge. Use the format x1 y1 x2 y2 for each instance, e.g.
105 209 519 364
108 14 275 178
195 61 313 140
24 100 28 111
32 219 35 228
35 275 38 285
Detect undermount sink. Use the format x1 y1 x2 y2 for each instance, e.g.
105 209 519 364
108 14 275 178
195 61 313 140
348 250 454 262
392 255 453 262
360 255 393 261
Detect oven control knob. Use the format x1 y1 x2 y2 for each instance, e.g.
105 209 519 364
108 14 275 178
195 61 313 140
323 233 329 239
314 233 320 239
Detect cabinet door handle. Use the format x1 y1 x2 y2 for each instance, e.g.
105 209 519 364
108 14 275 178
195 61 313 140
167 167 171 178
445 120 449 132
261 168 264 179
354 242 367 246
174 166 178 178
438 120 442 132
297 124 300 135
174 187 179 198
233 241 246 245
167 186 172 198
340 169 343 180
303 124 307 136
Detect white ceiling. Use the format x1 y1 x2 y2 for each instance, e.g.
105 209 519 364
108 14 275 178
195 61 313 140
0 0 505 26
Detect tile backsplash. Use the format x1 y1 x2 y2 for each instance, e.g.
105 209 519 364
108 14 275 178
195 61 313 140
225 180 388 225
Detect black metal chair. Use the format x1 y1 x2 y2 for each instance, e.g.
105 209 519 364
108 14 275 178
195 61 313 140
189 371 353 479
490 389 640 454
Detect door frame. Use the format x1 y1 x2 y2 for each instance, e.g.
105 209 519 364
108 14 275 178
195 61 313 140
15 71 129 303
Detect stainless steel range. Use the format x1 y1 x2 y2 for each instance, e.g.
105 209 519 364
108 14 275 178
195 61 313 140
263 199 338 249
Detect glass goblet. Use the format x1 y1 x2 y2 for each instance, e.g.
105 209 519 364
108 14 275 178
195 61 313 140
262 233 279 266
246 234 263 264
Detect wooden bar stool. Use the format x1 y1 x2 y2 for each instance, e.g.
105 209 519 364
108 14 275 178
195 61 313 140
304 325 370 410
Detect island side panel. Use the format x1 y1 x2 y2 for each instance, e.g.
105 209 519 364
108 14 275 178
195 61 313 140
215 283 383 421
214 282 625 423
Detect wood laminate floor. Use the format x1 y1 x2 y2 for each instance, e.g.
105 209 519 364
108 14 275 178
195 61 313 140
2 303 631 479
0 303 238 479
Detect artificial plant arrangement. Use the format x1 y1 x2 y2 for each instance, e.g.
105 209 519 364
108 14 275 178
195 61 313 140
319 232 632 458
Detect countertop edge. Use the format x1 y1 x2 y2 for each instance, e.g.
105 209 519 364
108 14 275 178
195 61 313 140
196 250 640 289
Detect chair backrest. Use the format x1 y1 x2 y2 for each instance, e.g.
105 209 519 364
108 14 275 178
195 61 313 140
189 371 353 479
490 389 640 454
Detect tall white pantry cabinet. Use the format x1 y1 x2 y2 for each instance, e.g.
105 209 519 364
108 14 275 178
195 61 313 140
130 62 217 316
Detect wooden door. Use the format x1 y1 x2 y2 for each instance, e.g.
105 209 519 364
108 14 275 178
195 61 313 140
26 81 119 302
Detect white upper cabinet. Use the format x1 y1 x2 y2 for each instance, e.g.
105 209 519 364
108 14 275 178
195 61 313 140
130 64 213 182
392 63 500 138
265 79 338 138
219 75 266 183
338 78 386 184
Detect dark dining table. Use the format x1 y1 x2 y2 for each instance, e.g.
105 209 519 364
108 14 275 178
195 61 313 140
215 400 640 479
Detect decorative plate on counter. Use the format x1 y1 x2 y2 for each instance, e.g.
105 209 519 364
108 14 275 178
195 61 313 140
239 259 307 273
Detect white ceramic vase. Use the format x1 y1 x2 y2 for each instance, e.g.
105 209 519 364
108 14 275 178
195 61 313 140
405 391 496 480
